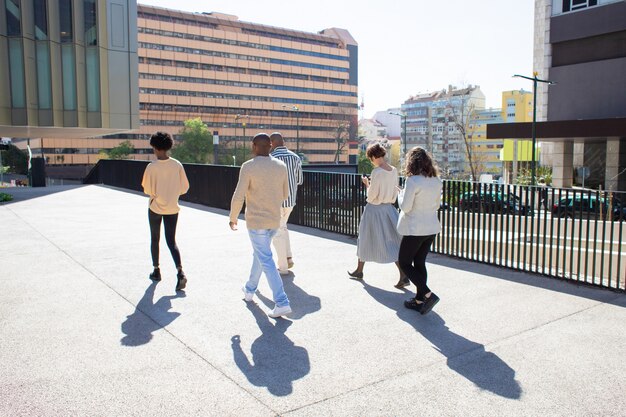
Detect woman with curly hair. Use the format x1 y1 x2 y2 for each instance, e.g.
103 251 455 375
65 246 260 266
348 143 408 288
141 131 190 292
397 147 442 314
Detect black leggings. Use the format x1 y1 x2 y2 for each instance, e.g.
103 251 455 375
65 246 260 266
398 234 436 300
149 209 182 269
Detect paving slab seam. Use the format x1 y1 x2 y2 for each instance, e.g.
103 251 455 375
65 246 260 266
280 292 625 416
3 204 280 417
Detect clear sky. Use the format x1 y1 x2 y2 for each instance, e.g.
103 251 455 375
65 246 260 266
138 0 535 117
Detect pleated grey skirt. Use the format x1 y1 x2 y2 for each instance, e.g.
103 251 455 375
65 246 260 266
356 203 402 263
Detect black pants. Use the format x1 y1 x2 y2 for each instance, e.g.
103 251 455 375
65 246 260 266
398 234 436 300
149 209 182 268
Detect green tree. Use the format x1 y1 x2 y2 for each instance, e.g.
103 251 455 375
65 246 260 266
515 166 552 186
515 168 531 186
171 118 213 164
357 150 373 175
537 165 552 186
2 144 28 174
105 140 135 160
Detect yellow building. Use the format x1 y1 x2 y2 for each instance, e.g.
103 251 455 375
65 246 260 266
467 108 504 176
25 4 359 166
499 90 534 182
464 90 535 181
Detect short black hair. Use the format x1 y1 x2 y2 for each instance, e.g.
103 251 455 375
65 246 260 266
150 131 173 151
253 132 271 144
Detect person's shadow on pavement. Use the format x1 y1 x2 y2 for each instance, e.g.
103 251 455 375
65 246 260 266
361 281 522 399
256 272 321 320
120 281 186 346
231 302 310 396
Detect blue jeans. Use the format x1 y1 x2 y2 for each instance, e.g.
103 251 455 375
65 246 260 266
245 229 290 308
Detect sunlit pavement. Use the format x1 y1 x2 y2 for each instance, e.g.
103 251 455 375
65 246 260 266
1 185 625 416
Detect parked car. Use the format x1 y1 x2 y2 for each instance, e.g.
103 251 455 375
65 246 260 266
551 194 625 220
458 191 533 216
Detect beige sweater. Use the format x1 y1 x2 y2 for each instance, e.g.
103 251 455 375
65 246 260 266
229 156 289 229
366 166 399 205
141 158 190 215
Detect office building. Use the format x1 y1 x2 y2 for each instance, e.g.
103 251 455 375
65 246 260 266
489 0 626 190
1 0 139 151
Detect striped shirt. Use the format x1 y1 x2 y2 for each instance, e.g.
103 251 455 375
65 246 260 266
271 146 303 207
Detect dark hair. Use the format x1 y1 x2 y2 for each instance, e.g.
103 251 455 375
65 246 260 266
366 143 386 159
270 132 283 141
150 131 173 151
253 132 271 144
403 146 439 177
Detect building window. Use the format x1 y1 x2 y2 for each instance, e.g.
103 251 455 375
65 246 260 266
62 46 77 110
563 0 598 12
34 0 47 39
84 0 99 111
36 43 52 109
86 48 100 111
84 0 97 46
59 0 73 43
33 0 51 109
6 0 21 36
8 39 25 108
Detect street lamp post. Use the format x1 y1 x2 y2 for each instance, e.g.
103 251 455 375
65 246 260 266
389 111 408 156
283 105 300 155
513 72 555 185
235 114 249 165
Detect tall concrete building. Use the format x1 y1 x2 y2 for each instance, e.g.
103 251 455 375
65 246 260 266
21 4 359 166
489 0 626 191
402 85 485 176
1 0 139 145
135 5 358 164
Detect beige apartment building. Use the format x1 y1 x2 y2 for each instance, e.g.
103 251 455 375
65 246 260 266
29 4 359 165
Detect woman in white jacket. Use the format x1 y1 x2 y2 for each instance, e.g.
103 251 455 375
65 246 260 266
397 147 442 315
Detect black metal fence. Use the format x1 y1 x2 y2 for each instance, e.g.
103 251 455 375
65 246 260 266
85 160 625 291
439 181 625 292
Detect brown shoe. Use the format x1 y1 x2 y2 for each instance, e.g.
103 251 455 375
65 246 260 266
347 270 363 280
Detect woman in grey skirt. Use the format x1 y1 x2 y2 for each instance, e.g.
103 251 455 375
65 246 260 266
348 143 409 288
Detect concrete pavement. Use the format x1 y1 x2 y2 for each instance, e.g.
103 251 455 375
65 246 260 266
1 185 625 416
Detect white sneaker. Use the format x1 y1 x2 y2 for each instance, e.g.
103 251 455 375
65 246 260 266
268 305 292 318
242 287 254 302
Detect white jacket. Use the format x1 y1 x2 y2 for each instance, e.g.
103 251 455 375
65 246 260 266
397 175 443 236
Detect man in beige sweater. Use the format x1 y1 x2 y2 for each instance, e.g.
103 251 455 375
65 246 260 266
229 133 292 318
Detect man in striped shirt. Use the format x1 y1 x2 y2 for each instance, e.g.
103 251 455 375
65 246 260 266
270 132 304 275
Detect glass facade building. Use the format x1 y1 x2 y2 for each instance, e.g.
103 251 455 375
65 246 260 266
1 0 138 159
